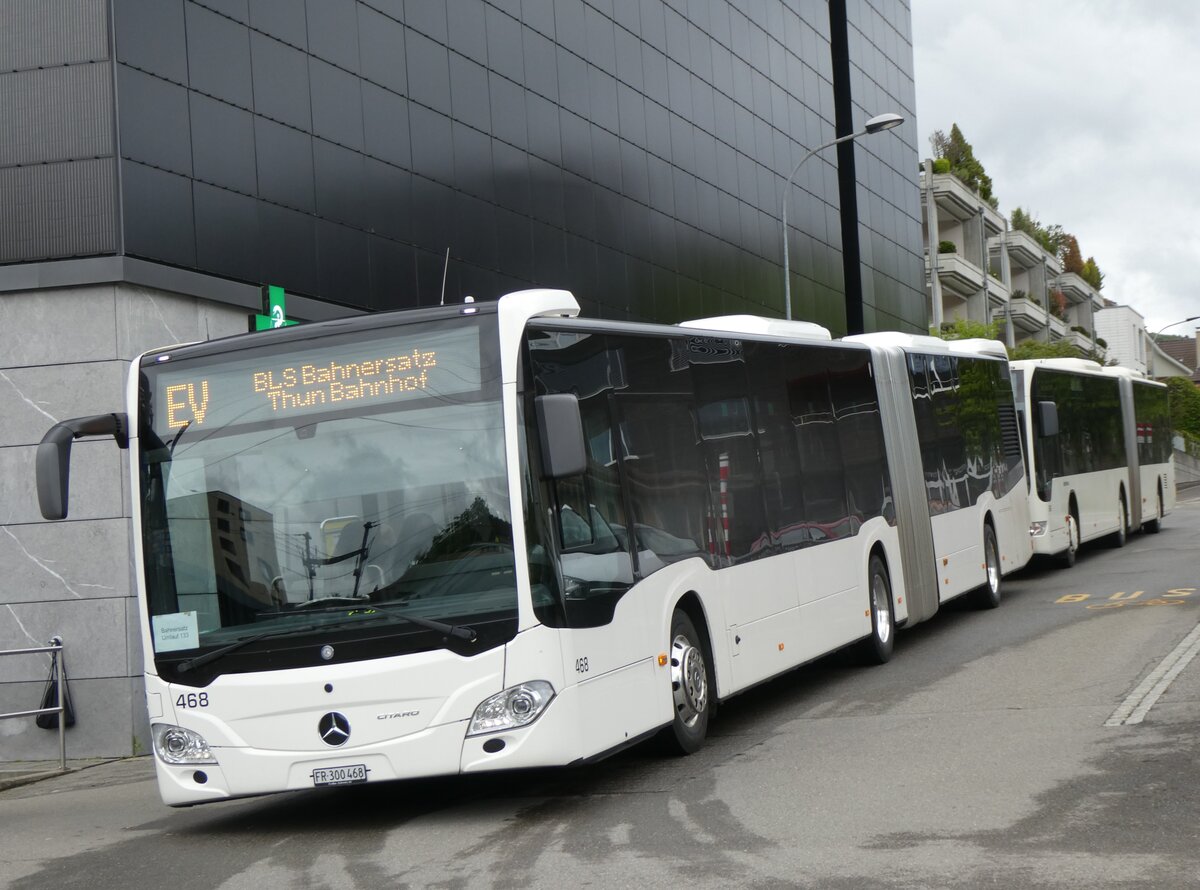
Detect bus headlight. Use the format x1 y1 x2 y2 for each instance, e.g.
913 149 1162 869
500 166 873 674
467 681 555 736
1030 521 1047 537
152 723 217 765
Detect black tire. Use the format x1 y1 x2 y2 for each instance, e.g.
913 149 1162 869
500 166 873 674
1111 497 1128 548
858 554 894 665
1144 491 1163 534
662 609 712 755
1059 511 1079 569
972 524 1002 609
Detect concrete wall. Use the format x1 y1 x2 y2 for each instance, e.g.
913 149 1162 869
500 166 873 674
1173 442 1200 489
0 284 247 760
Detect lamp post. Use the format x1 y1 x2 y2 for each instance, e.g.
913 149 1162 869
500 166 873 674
781 112 904 321
1150 315 1200 376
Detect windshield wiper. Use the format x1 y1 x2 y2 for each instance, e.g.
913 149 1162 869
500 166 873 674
176 622 325 673
351 603 477 642
174 605 476 673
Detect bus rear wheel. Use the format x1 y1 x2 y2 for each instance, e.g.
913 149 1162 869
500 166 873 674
662 609 711 755
972 524 1002 609
1144 491 1163 534
858 554 894 665
1059 512 1079 568
1111 498 1128 548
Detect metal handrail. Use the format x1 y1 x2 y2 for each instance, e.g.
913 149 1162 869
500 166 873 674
0 636 67 771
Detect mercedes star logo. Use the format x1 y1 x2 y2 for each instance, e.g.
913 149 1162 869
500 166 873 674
318 712 351 747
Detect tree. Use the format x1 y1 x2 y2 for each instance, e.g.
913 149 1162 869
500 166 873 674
930 124 998 209
929 129 950 158
1080 257 1104 291
1010 207 1066 256
1060 235 1084 276
1166 377 1200 438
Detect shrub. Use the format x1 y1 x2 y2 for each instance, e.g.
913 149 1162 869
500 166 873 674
931 157 951 174
1167 377 1200 438
1009 340 1084 360
935 318 1000 341
937 240 957 254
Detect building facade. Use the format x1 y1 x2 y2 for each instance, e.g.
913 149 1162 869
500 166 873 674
920 164 1105 353
1094 305 1192 379
0 0 924 758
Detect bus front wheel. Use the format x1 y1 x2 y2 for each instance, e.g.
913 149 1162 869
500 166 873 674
662 609 711 755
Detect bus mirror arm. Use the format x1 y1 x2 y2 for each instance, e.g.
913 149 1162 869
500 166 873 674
535 394 587 479
1037 401 1059 438
36 413 129 520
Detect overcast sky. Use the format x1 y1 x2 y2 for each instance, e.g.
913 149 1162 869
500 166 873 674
910 0 1200 334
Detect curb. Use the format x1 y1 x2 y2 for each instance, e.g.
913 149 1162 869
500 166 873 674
0 757 130 793
0 768 72 793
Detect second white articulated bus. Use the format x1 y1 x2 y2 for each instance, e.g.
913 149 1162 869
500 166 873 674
1011 358 1174 566
37 290 1029 806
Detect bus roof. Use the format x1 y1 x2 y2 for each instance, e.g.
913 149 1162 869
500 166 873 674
844 331 1009 360
1010 357 1164 387
1010 357 1107 375
677 315 832 341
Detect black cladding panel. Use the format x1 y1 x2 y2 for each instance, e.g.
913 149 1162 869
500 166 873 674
25 0 925 329
122 160 196 268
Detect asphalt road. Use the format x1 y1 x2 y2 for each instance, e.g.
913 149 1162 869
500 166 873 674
5 498 1200 889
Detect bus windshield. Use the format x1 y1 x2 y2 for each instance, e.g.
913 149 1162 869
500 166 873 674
136 314 517 680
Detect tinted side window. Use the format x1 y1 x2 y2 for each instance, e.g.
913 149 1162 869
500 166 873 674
1134 382 1171 465
1031 369 1125 486
744 341 807 551
786 348 849 542
526 328 634 628
690 337 768 563
608 334 710 576
827 348 890 525
909 352 969 514
955 356 1006 503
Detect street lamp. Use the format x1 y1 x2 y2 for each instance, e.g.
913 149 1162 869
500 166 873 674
1150 315 1200 376
781 112 904 321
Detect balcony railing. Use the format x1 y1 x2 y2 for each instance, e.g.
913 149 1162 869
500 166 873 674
1005 296 1049 333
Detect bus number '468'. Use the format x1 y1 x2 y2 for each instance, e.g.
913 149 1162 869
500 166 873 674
176 693 209 709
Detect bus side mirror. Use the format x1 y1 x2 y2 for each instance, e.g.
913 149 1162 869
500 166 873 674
36 413 129 520
535 394 587 479
1036 401 1059 438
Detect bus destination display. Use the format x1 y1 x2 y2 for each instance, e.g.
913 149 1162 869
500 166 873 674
150 324 483 434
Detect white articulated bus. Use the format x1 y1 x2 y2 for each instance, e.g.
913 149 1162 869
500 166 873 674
1010 358 1174 566
846 332 1032 606
37 290 1026 806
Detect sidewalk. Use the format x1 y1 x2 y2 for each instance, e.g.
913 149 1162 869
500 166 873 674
0 757 127 792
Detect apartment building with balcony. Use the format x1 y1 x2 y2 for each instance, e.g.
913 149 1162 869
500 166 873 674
987 226 1064 346
921 160 1075 347
1056 272 1104 353
920 160 1008 332
921 160 1110 351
